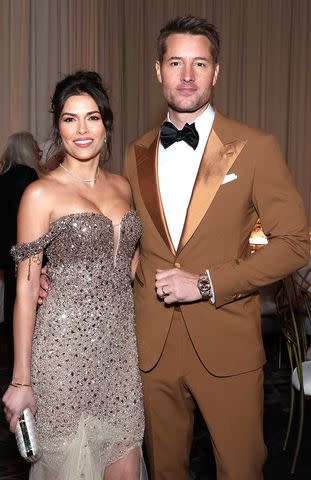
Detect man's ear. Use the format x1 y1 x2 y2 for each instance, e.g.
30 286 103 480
155 60 162 84
212 63 220 87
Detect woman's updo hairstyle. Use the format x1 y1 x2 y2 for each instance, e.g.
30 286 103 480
50 71 113 164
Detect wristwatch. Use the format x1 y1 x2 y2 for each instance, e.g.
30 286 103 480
197 272 212 300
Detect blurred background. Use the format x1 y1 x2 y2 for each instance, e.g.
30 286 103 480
0 0 310 220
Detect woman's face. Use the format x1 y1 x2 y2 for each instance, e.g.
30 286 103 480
59 93 106 162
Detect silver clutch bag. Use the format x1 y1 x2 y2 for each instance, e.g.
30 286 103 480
15 407 42 462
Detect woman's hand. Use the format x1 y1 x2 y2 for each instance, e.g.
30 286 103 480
2 385 37 432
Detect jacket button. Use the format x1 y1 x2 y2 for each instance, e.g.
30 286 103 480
174 262 181 268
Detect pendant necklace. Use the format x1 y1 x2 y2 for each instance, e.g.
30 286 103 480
59 163 99 183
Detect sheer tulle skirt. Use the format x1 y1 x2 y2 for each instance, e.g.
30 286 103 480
29 413 148 480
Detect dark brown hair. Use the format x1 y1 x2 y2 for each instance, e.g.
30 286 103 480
157 15 220 64
50 71 113 164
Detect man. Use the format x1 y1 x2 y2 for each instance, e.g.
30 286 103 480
124 15 309 480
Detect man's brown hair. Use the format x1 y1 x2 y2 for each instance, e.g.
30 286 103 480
157 15 220 64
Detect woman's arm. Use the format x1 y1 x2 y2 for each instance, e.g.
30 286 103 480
130 246 140 281
2 181 51 431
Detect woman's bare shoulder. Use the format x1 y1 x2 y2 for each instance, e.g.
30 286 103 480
107 172 131 195
20 174 65 208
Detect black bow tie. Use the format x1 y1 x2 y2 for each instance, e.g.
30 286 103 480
160 121 199 150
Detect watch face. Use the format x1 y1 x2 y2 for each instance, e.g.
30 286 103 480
198 276 211 298
198 278 210 291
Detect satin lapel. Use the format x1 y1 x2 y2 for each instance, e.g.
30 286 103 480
135 136 175 254
178 129 247 252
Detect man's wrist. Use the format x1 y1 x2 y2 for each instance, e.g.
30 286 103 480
197 271 212 300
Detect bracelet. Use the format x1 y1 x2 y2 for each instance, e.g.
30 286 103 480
10 381 31 388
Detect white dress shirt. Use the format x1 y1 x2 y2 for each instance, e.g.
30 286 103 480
158 105 215 250
158 105 216 302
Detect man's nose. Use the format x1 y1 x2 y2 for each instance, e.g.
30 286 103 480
181 64 194 82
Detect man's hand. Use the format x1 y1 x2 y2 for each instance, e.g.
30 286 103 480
155 268 201 304
38 266 49 305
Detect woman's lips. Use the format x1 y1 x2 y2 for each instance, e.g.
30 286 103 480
73 138 93 147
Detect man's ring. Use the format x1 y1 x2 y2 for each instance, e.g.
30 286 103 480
161 285 168 296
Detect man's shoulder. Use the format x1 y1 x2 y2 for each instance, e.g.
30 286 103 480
214 110 273 143
123 126 159 176
127 126 159 150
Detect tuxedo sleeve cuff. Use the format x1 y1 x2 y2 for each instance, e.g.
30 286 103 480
206 269 215 304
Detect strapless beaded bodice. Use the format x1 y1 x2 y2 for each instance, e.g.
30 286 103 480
13 210 141 289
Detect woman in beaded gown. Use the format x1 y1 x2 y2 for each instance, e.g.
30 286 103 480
2 71 145 480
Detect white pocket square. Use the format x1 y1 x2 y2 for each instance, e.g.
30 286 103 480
221 173 238 185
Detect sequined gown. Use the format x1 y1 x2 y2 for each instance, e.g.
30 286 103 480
12 211 145 479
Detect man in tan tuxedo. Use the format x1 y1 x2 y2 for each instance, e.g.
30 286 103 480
124 15 309 480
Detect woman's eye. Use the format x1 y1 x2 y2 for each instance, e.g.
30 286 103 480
63 117 75 122
89 115 101 121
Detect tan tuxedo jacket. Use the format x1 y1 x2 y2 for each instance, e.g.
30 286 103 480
124 111 309 376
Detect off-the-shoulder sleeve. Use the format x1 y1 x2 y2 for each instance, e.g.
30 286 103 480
11 219 67 265
11 221 65 280
12 229 54 263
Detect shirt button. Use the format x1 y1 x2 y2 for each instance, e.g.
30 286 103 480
174 262 181 268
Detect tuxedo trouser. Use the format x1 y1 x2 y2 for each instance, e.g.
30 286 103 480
141 309 267 480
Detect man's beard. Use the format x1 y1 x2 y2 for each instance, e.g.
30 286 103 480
166 93 211 114
167 101 206 114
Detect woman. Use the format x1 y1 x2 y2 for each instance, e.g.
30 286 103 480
2 71 145 479
0 132 39 374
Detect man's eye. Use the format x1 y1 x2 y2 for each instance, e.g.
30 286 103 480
170 61 180 67
195 62 206 68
